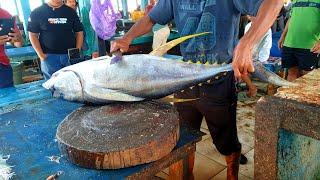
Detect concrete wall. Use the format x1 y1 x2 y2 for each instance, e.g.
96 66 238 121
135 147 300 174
255 69 320 179
278 129 320 180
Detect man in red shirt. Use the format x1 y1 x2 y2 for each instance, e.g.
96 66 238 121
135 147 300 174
0 8 23 88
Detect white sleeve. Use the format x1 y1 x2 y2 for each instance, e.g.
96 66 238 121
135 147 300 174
258 29 272 62
244 22 251 34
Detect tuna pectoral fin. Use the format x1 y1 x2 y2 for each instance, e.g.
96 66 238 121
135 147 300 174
160 95 199 103
149 32 211 57
160 96 199 103
252 62 297 87
85 87 145 102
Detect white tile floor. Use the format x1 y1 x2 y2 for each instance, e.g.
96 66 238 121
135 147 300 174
156 92 261 180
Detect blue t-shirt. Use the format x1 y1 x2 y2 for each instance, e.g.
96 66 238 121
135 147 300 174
149 0 263 64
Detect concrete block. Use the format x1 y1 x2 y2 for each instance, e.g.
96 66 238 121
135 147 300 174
254 69 320 179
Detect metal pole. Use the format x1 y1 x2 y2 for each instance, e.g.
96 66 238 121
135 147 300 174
13 0 19 16
121 0 128 19
116 0 120 11
141 0 148 11
16 0 32 42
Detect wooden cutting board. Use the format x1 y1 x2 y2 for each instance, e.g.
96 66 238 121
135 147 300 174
56 101 180 169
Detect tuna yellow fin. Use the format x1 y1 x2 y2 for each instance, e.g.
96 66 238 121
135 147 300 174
159 96 199 103
149 32 211 57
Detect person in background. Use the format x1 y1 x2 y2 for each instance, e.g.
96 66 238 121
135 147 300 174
238 14 249 39
271 6 286 32
28 0 84 80
65 0 91 55
64 0 78 10
278 0 320 82
0 8 23 88
65 0 99 60
111 0 283 178
242 15 272 97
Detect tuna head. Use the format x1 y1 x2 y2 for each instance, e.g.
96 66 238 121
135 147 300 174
42 70 83 102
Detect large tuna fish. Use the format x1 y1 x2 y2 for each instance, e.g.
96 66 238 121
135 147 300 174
43 33 295 104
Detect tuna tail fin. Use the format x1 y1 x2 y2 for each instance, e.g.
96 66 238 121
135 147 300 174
252 61 297 87
250 31 297 87
149 32 211 57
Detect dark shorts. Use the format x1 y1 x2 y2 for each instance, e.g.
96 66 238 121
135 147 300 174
174 71 241 156
0 63 13 88
281 46 319 71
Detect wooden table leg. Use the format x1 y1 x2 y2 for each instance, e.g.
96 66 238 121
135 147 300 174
184 152 195 180
169 151 195 180
169 159 183 180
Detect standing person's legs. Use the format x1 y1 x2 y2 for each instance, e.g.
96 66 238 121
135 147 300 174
287 66 300 81
294 48 319 76
59 54 71 68
41 54 63 80
0 63 14 88
271 20 278 33
174 86 203 129
174 87 203 179
176 103 203 129
198 72 241 180
40 54 71 80
278 16 285 31
281 46 300 81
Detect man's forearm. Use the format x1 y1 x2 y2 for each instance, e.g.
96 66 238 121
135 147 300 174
29 32 45 59
123 16 155 42
280 18 290 40
242 0 283 47
75 31 84 49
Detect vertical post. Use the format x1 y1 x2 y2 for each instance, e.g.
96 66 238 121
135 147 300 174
168 145 196 180
116 0 120 11
169 160 183 180
78 0 100 56
16 0 32 42
121 0 128 18
13 0 19 16
141 0 148 11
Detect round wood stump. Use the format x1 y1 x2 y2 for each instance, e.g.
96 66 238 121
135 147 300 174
56 101 180 169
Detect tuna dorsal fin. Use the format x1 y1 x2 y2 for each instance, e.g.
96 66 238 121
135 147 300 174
149 32 211 57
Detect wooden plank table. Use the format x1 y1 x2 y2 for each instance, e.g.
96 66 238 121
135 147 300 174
5 46 38 63
255 69 320 179
0 81 204 179
5 46 37 59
